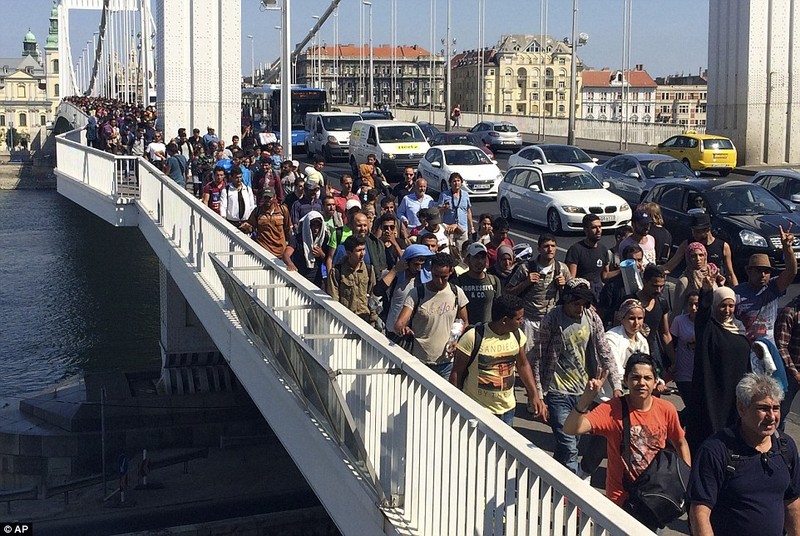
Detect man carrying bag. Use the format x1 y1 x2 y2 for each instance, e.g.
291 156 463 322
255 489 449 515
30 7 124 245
565 352 691 530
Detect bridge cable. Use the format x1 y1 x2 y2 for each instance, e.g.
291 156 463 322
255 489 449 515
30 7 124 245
84 0 111 97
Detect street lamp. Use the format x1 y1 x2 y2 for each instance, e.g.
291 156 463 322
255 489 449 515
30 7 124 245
247 35 255 86
312 16 320 88
566 0 588 146
363 1 373 108
444 0 452 130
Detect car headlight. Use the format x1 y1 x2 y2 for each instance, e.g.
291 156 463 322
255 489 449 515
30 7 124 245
561 205 586 214
386 153 396 160
496 173 504 181
327 136 339 144
739 229 768 248
620 203 630 212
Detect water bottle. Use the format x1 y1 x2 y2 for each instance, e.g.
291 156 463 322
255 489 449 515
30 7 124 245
620 259 643 295
446 319 465 358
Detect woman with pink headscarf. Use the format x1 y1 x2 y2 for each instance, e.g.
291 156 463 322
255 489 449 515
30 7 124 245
672 241 726 316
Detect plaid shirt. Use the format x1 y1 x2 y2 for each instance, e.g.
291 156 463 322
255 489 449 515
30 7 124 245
775 297 800 378
530 305 622 396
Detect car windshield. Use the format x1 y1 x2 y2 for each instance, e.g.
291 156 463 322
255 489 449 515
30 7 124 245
444 149 491 166
542 171 603 191
448 135 479 146
705 185 788 215
378 125 426 142
541 146 592 164
642 159 694 179
494 124 518 133
322 115 360 131
702 138 734 150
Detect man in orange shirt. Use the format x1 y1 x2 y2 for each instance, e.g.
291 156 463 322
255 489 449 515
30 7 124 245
565 353 690 529
239 187 291 257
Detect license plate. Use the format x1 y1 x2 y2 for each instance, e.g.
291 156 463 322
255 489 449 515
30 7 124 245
502 140 516 145
474 183 491 190
599 215 614 222
795 251 800 259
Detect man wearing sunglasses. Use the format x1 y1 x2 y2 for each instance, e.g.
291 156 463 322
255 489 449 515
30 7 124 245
391 167 417 205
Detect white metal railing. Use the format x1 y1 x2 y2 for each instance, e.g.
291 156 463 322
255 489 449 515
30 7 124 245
56 128 654 536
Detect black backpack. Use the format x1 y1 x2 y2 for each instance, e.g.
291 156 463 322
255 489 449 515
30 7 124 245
620 397 691 529
721 427 794 484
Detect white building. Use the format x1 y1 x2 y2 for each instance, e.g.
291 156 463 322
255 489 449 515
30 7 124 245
580 66 656 123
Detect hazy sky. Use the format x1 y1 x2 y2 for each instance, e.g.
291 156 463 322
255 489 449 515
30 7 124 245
4 0 709 80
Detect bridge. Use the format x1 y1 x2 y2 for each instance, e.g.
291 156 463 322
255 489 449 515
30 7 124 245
50 0 785 533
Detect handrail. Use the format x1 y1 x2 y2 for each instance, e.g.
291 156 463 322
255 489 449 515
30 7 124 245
55 127 655 536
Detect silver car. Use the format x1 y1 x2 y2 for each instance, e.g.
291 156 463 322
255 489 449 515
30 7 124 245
468 121 523 152
752 169 800 207
508 144 598 171
592 153 696 206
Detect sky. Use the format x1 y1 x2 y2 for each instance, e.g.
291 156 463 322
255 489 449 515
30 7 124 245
2 0 709 81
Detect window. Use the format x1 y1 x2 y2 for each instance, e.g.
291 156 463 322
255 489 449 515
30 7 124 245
54 83 59 97
644 105 651 113
17 84 25 98
0 116 5 127
52 59 59 74
558 57 566 65
18 113 26 127
657 186 685 211
40 115 46 126
587 106 594 114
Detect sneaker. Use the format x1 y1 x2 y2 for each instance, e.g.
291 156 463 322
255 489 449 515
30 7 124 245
576 467 591 482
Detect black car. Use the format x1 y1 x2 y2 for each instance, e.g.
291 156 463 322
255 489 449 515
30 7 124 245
416 121 441 143
431 131 495 160
359 110 394 120
643 178 800 274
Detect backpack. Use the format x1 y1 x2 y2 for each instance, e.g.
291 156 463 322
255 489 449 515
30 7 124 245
721 427 794 485
410 281 460 319
457 323 522 387
620 397 691 529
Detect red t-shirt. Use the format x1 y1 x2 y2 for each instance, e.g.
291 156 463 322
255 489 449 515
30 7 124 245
486 238 514 265
204 182 225 214
585 396 684 505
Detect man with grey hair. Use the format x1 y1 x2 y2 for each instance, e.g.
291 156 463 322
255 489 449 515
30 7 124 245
687 373 800 536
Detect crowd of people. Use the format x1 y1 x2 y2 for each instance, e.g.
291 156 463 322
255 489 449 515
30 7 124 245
70 96 800 533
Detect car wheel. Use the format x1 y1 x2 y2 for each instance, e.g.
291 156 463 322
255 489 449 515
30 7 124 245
440 179 448 195
323 145 332 161
500 198 513 221
682 158 692 169
547 208 563 234
719 169 732 177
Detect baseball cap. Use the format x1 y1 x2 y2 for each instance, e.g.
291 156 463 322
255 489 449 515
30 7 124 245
291 159 300 168
466 242 488 257
345 199 362 211
632 210 652 224
262 186 275 198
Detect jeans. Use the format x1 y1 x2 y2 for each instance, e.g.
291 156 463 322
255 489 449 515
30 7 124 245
497 407 515 426
427 361 453 380
780 374 799 432
545 391 580 473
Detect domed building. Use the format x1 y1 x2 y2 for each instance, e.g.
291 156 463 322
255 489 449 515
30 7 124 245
0 6 61 150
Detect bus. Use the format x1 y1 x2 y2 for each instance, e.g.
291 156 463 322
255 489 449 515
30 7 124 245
242 84 327 151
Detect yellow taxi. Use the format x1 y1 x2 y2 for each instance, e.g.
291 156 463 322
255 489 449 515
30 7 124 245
652 130 737 176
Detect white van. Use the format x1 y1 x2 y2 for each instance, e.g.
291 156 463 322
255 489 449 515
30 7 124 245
349 120 430 179
305 112 361 161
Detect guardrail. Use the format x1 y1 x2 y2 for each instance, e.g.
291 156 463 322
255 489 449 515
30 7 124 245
56 127 654 536
0 485 38 514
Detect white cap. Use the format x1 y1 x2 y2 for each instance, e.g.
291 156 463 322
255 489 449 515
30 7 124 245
345 199 362 211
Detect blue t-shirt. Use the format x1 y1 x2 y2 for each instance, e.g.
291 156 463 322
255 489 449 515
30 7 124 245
437 189 471 230
734 277 783 343
687 427 800 536
240 167 253 189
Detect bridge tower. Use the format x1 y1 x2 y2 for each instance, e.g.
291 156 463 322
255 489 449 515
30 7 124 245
708 0 800 165
154 0 240 143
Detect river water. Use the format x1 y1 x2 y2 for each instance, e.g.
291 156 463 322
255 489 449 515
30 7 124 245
0 189 160 397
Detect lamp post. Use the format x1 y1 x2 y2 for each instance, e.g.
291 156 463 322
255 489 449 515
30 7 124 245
280 0 292 158
363 1 373 108
566 0 588 146
312 16 320 88
444 0 452 130
247 35 255 86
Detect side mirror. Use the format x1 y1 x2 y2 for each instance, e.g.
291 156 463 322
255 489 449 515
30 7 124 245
628 172 640 179
788 203 797 212
695 171 701 177
432 161 441 168
529 184 541 192
532 158 543 164
592 157 599 163
791 194 800 204
602 181 610 189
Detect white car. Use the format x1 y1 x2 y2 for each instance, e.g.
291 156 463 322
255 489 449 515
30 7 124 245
416 145 505 200
497 164 632 234
508 144 599 171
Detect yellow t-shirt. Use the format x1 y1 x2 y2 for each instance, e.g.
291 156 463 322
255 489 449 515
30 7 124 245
456 325 527 414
